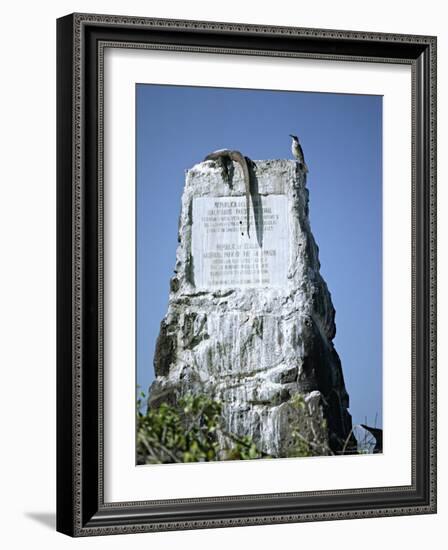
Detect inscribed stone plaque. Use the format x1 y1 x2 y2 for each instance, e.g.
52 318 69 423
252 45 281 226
191 195 289 289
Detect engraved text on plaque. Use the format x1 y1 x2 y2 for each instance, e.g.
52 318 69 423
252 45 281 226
191 195 289 289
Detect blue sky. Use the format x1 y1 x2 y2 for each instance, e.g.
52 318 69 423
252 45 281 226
136 84 382 428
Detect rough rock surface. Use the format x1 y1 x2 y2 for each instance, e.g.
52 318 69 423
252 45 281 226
148 159 353 456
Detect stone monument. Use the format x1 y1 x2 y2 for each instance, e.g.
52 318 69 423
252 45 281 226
148 156 353 457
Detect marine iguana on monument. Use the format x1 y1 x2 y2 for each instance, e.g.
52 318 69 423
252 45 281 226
204 149 252 238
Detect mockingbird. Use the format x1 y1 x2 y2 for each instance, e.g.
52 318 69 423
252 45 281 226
289 134 309 173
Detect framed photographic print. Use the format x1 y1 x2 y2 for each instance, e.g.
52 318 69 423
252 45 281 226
56 13 437 536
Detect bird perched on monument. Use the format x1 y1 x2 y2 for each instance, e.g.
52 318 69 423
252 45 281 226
289 134 309 173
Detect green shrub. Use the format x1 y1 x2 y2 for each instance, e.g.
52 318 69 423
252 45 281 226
137 393 265 464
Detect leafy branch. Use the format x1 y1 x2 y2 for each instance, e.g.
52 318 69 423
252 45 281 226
137 393 266 464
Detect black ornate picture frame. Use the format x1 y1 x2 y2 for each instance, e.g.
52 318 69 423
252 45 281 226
56 13 437 536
